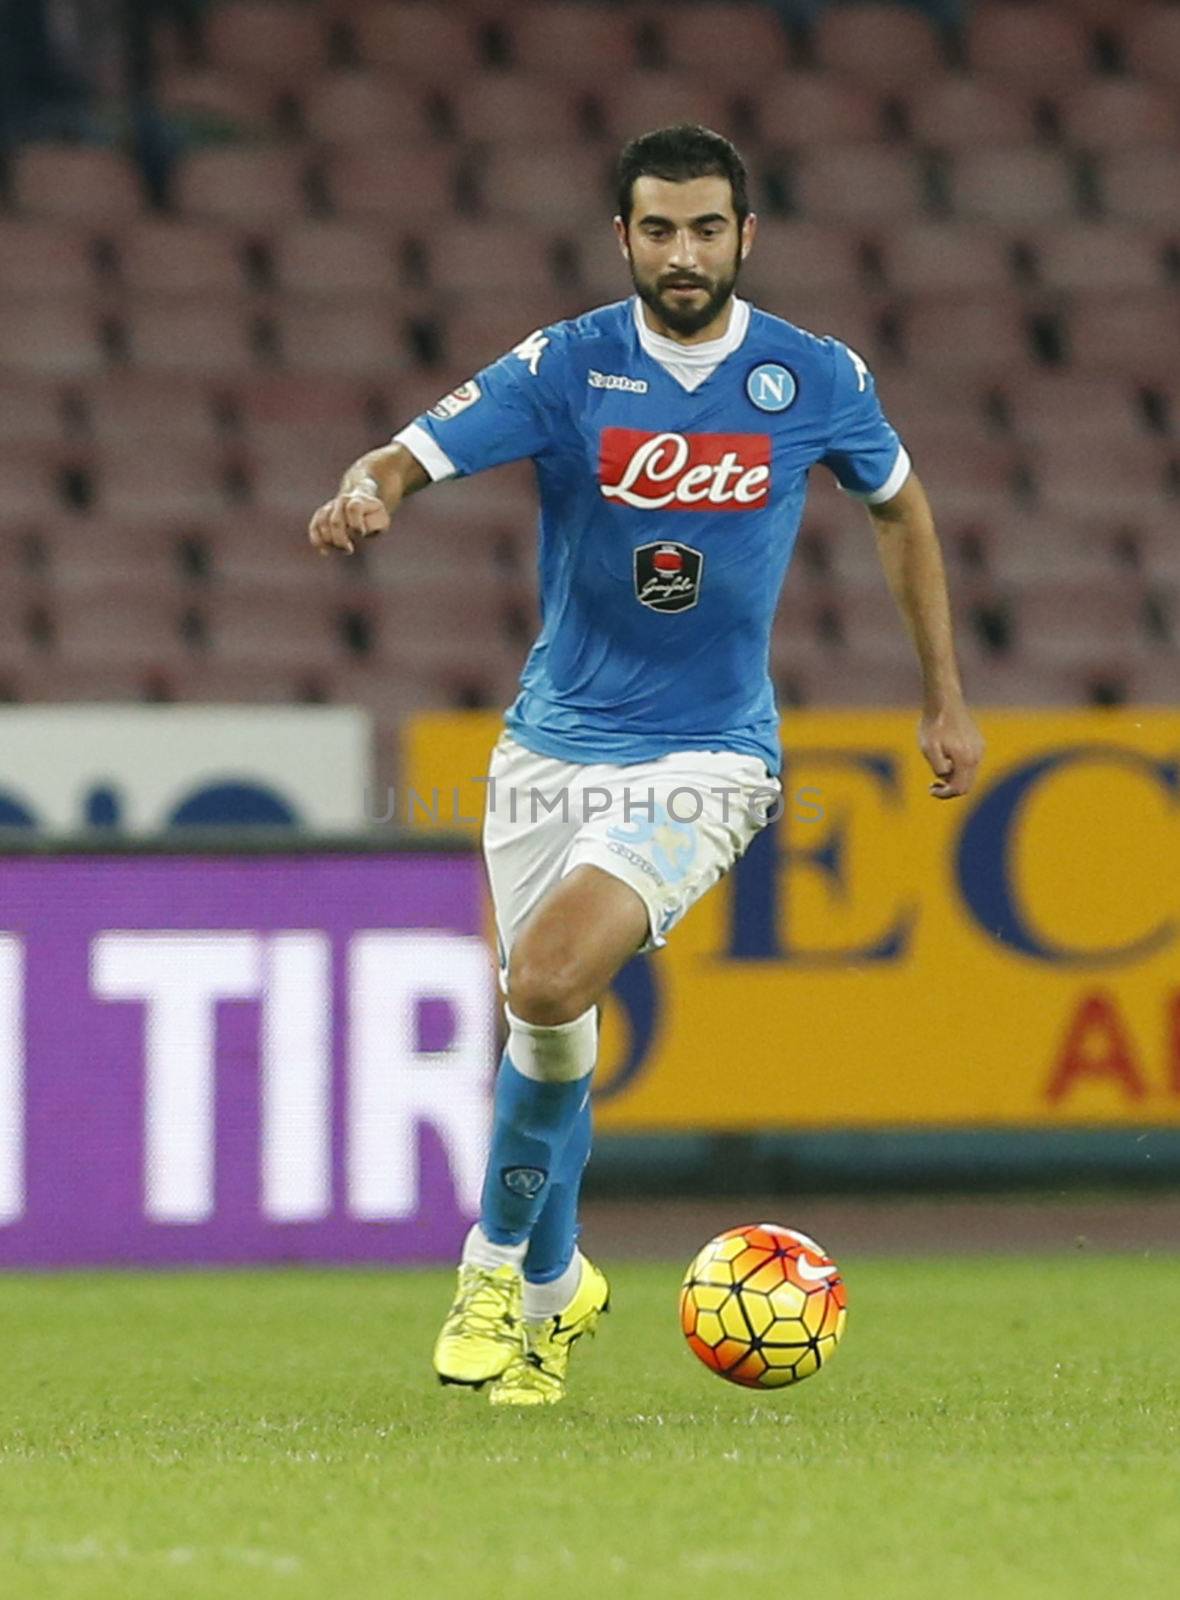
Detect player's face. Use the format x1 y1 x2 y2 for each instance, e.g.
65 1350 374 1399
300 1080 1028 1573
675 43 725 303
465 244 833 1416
616 175 755 341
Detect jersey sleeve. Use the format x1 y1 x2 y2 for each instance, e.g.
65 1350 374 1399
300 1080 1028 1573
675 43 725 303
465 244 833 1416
392 327 559 482
818 338 911 505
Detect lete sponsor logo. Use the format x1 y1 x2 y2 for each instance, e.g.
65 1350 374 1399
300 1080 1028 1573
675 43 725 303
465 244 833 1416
599 428 771 511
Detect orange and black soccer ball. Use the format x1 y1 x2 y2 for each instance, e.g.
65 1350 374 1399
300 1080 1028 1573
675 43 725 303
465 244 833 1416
679 1223 847 1389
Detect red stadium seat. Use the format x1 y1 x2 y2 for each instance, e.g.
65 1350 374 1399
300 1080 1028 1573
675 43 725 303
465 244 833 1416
155 67 280 138
0 447 74 520
0 306 106 377
954 149 1078 224
575 226 635 302
813 3 945 90
879 225 1016 294
596 74 737 146
205 586 363 670
998 372 1145 443
656 4 790 86
118 220 249 296
968 3 1094 91
234 374 387 445
1101 151 1180 226
479 148 614 227
903 300 1029 376
92 441 232 521
752 76 883 150
303 73 432 147
1057 81 1180 152
273 222 402 296
52 585 195 670
1031 437 1178 518
10 146 141 223
1015 580 1158 664
1031 226 1163 294
442 294 577 373
1124 7 1180 89
327 148 461 219
0 223 97 296
424 220 559 297
905 80 1035 151
354 3 484 78
1068 294 1180 377
176 149 311 224
507 5 643 81
84 375 223 444
129 302 262 376
794 147 925 224
451 76 587 146
0 381 66 445
205 1 326 82
739 222 865 302
277 300 406 379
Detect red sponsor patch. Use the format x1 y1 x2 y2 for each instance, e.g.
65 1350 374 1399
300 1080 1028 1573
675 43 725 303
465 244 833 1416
599 428 771 512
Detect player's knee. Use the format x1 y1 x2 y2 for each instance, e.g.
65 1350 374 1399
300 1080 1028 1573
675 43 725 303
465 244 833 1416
505 956 588 1028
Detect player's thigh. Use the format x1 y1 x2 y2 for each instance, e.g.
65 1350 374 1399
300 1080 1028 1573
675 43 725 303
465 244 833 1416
505 863 650 1025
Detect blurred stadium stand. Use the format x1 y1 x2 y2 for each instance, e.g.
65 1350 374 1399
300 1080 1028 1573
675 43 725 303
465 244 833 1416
0 0 1177 784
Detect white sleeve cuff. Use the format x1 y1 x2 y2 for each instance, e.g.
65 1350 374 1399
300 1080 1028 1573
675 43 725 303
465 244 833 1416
840 444 912 505
393 423 458 483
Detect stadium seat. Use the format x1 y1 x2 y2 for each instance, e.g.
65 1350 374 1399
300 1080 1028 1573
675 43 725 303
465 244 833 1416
1057 81 1180 152
327 148 462 219
205 1 326 83
812 3 945 90
234 373 387 444
1068 294 1180 376
205 586 363 671
0 223 98 297
904 80 1035 152
273 222 403 296
117 221 250 297
424 221 559 298
879 224 1016 294
129 302 263 376
353 3 484 77
92 441 234 521
794 147 925 224
84 375 223 444
51 585 195 670
10 145 142 222
176 149 311 224
0 381 66 446
155 66 280 138
451 76 588 146
442 294 577 373
739 222 865 302
968 3 1094 90
1015 581 1157 664
953 149 1079 224
902 300 1030 376
1030 225 1164 294
0 448 75 521
997 372 1146 443
1030 437 1178 518
752 76 883 150
0 306 106 377
1100 151 1180 225
1124 6 1180 88
657 3 790 85
303 73 432 147
507 5 644 80
277 300 407 379
479 148 614 227
4 658 180 704
596 75 737 146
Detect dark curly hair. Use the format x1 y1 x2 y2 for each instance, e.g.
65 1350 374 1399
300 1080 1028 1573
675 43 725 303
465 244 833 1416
616 124 751 227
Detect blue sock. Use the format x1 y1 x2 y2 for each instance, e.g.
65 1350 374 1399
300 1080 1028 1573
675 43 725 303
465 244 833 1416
524 1094 592 1283
478 1052 589 1246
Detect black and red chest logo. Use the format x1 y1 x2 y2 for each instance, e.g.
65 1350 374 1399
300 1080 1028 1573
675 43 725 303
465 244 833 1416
600 428 771 512
634 541 703 613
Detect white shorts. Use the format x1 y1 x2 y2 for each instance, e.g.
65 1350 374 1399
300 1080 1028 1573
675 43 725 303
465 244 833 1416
482 730 781 980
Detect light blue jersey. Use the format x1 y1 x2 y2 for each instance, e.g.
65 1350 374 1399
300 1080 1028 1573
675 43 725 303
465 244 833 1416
396 297 909 777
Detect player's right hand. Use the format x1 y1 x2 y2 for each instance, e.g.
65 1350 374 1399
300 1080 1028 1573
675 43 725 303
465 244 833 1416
308 490 391 556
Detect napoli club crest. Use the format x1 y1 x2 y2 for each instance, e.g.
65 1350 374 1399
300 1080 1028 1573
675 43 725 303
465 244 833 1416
634 541 703 613
746 362 797 413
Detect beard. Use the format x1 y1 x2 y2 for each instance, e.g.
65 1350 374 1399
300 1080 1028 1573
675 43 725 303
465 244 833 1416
630 245 742 337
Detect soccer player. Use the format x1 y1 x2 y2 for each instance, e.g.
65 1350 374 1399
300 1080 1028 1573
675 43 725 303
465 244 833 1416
308 126 984 1405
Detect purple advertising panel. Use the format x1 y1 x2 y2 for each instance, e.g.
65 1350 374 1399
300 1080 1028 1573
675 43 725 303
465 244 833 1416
0 852 495 1269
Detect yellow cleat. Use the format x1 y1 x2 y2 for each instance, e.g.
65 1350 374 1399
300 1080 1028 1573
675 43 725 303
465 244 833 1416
433 1263 524 1388
489 1259 610 1407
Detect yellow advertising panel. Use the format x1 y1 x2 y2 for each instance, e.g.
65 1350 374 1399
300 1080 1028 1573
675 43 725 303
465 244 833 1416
403 710 1180 1129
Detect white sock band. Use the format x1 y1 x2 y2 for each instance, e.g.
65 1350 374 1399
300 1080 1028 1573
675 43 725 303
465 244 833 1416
505 1004 598 1083
462 1223 526 1271
523 1252 584 1320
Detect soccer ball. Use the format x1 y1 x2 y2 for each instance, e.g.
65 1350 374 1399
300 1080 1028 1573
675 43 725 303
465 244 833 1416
679 1223 847 1389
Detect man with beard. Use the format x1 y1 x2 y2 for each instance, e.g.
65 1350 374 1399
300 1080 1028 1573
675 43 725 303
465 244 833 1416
308 125 983 1405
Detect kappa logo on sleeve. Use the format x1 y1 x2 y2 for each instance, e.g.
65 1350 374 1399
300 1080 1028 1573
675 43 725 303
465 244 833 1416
512 329 550 376
427 380 482 421
599 429 771 511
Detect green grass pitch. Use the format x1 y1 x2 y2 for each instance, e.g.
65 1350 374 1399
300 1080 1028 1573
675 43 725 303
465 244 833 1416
2 1256 1178 1600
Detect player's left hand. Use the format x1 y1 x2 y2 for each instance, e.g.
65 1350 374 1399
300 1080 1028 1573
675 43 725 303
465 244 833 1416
918 701 984 799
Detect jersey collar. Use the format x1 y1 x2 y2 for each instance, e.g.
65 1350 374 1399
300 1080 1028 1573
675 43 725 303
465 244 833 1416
631 295 751 393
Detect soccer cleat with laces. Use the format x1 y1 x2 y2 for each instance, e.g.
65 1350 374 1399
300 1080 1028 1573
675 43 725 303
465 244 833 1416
489 1258 610 1407
433 1263 525 1388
